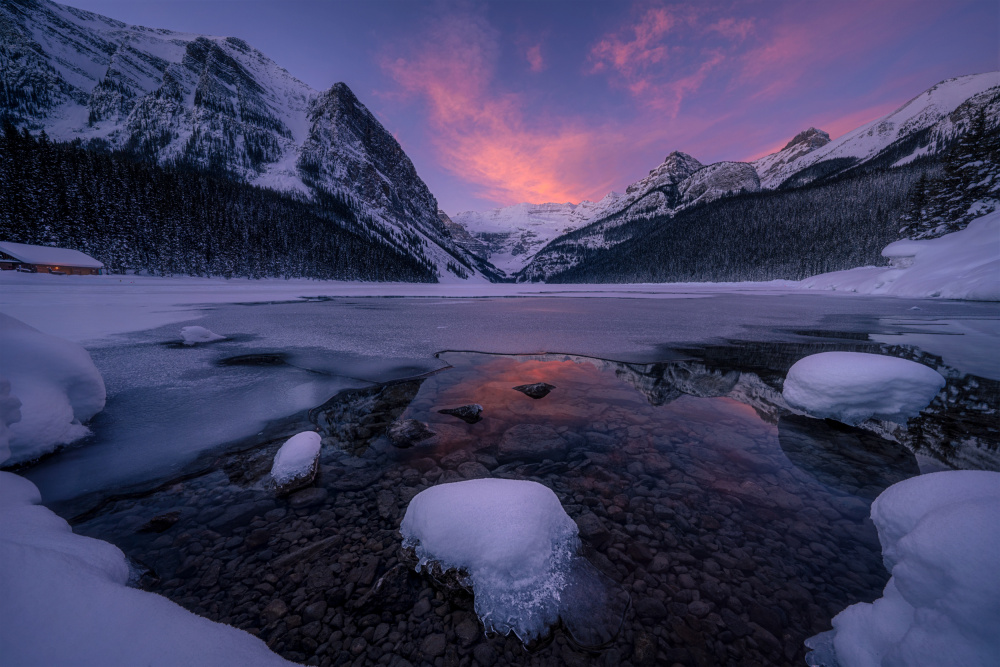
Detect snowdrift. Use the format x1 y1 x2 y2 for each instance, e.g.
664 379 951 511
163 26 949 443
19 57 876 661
0 312 106 464
799 210 1000 301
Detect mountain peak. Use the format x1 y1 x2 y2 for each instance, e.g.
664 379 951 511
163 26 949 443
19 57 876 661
782 127 831 151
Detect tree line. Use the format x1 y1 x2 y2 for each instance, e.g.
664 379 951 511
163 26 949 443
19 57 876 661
0 123 436 281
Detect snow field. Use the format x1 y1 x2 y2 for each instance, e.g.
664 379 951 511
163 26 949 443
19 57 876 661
0 313 106 463
270 430 321 486
401 479 580 641
783 352 945 424
806 471 1000 667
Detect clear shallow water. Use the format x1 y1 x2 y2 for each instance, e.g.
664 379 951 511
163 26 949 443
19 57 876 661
62 326 998 667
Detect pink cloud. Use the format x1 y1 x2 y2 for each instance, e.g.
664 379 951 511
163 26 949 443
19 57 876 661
525 44 544 72
381 12 630 205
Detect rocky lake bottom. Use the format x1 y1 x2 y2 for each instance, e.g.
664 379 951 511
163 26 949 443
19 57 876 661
55 333 999 667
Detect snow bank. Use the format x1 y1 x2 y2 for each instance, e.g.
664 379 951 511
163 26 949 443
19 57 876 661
180 325 225 345
0 378 22 463
783 352 944 425
401 479 580 641
800 211 1000 301
0 470 293 666
806 471 1000 667
0 313 106 464
270 430 321 486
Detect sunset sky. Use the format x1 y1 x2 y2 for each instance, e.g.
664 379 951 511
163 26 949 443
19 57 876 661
65 0 999 213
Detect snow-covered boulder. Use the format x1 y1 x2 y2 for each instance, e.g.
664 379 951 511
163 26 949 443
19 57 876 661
0 470 293 666
180 325 226 345
783 352 944 425
270 431 321 489
799 210 1000 301
0 313 106 464
401 479 580 641
805 471 1000 667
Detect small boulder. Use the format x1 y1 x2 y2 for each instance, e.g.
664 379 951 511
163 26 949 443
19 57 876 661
513 382 556 399
437 403 483 424
388 419 435 448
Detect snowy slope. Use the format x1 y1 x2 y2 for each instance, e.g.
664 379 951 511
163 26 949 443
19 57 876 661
799 209 1000 301
0 0 489 281
754 72 1000 189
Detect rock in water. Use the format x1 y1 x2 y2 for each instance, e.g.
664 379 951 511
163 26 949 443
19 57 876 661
387 419 435 448
437 404 483 424
782 352 944 424
270 431 321 492
805 471 1000 667
513 382 556 399
400 478 628 647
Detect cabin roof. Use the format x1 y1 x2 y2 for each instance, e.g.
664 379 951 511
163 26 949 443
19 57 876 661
0 241 104 269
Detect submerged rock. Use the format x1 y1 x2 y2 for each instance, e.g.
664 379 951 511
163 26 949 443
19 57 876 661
497 424 567 462
513 382 556 399
437 404 483 424
387 418 435 448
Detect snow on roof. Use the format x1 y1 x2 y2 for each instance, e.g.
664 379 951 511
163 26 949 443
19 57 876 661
0 242 103 268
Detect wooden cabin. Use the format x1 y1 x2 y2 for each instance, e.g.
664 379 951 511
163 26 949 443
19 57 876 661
0 241 104 275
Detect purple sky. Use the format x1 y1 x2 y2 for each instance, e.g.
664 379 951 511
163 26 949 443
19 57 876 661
63 0 999 213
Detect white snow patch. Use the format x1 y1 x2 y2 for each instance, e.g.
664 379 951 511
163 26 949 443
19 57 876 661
800 210 1000 301
0 313 106 464
180 325 226 345
270 431 321 486
0 470 293 666
806 471 1000 667
401 479 580 641
783 352 945 424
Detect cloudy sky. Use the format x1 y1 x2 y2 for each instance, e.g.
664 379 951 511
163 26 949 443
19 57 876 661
64 0 998 213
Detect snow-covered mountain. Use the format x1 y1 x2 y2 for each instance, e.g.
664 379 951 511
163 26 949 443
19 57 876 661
449 198 621 275
0 0 489 281
753 72 1000 189
511 71 999 281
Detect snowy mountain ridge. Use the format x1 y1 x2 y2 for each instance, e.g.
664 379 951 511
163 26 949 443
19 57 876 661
0 0 490 281
510 71 999 281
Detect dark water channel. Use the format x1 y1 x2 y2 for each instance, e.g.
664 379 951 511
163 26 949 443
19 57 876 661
68 337 999 667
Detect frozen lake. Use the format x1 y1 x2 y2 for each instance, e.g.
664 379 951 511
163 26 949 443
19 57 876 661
7 287 1000 666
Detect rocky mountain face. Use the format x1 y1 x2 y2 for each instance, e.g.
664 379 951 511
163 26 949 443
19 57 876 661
0 0 488 281
510 71 999 281
515 152 761 281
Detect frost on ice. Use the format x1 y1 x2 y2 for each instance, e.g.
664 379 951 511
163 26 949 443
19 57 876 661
806 471 1000 667
783 352 944 425
180 325 226 345
270 431 321 488
401 479 580 641
0 313 106 464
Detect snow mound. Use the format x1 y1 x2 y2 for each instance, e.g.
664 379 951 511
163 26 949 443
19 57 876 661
181 325 226 345
0 313 106 464
0 470 293 666
806 471 1000 667
783 352 944 425
270 431 321 486
799 210 1000 301
401 479 580 641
